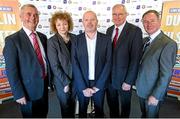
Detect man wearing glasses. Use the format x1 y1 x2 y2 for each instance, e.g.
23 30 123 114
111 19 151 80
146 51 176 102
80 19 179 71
106 4 143 118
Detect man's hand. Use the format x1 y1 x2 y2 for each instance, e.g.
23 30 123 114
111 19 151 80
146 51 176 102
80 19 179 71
148 96 159 106
93 87 100 93
82 88 95 97
122 82 131 91
16 97 27 105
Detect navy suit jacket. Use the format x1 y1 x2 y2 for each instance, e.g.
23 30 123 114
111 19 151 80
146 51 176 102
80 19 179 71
72 32 112 92
106 22 143 89
3 28 50 101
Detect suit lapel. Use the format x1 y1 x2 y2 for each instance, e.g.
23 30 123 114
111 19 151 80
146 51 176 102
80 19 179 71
95 32 101 67
56 33 70 60
19 29 36 54
81 33 89 77
108 26 114 38
114 23 128 50
141 32 163 62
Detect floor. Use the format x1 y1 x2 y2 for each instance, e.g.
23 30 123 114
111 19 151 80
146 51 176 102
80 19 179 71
0 90 180 118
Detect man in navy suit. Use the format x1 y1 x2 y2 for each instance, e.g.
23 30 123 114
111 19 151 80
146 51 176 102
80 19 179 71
72 11 112 117
106 4 143 117
3 4 50 117
136 10 177 118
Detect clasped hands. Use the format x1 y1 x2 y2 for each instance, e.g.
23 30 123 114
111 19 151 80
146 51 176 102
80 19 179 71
83 87 99 97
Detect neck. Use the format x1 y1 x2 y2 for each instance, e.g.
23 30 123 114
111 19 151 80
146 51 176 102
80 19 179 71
86 31 96 39
59 32 69 43
59 32 68 38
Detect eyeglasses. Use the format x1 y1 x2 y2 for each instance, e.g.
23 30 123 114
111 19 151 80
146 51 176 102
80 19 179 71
142 20 158 24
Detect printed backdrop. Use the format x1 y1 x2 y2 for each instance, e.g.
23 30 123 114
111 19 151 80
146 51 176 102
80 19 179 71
161 1 180 98
0 0 179 101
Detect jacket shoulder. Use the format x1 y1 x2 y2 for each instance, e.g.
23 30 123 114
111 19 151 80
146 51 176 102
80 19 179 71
37 31 47 39
5 31 21 42
127 22 141 31
48 34 57 40
106 25 114 33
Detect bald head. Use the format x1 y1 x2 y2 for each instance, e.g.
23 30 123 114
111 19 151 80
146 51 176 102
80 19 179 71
83 11 97 21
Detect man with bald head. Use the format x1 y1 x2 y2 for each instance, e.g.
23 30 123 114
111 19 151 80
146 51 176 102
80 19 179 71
72 11 112 117
106 4 143 117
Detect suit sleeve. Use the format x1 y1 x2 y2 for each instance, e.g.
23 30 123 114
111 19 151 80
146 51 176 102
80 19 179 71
47 38 70 87
71 39 87 91
125 27 143 85
3 37 25 100
152 41 177 100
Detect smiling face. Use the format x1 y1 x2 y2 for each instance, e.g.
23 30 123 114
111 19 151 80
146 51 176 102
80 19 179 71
82 11 98 33
112 5 128 27
55 19 69 35
142 12 161 35
20 6 39 31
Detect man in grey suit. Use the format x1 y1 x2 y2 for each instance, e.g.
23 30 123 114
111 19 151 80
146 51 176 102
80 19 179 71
136 10 177 118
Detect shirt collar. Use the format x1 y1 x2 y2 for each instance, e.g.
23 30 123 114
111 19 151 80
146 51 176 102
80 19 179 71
85 31 97 40
149 29 161 42
115 21 126 30
22 26 37 37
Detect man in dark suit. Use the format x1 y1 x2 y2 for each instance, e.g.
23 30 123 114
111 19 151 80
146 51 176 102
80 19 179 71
72 11 112 118
3 4 50 118
106 4 143 117
136 10 177 118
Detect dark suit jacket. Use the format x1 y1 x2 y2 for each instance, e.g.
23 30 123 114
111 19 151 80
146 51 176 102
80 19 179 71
106 22 143 90
47 33 75 91
3 28 50 101
136 31 177 101
72 32 112 92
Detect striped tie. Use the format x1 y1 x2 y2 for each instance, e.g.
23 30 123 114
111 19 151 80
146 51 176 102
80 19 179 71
143 37 151 54
30 32 46 79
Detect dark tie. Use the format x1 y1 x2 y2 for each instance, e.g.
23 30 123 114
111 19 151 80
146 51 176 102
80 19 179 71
143 37 151 54
113 28 119 48
30 32 46 79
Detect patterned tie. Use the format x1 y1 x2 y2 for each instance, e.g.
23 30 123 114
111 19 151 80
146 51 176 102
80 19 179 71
113 28 119 48
30 32 46 79
143 37 151 54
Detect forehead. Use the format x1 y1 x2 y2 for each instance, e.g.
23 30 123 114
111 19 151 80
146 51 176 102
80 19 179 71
56 19 68 23
143 13 157 19
23 6 38 13
83 12 97 19
113 6 126 13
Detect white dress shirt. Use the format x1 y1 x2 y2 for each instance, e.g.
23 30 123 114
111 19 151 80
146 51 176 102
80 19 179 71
112 21 126 42
85 32 97 80
149 29 161 43
23 26 47 74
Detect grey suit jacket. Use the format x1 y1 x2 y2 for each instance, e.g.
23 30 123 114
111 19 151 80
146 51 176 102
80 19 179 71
136 31 177 101
47 33 75 90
